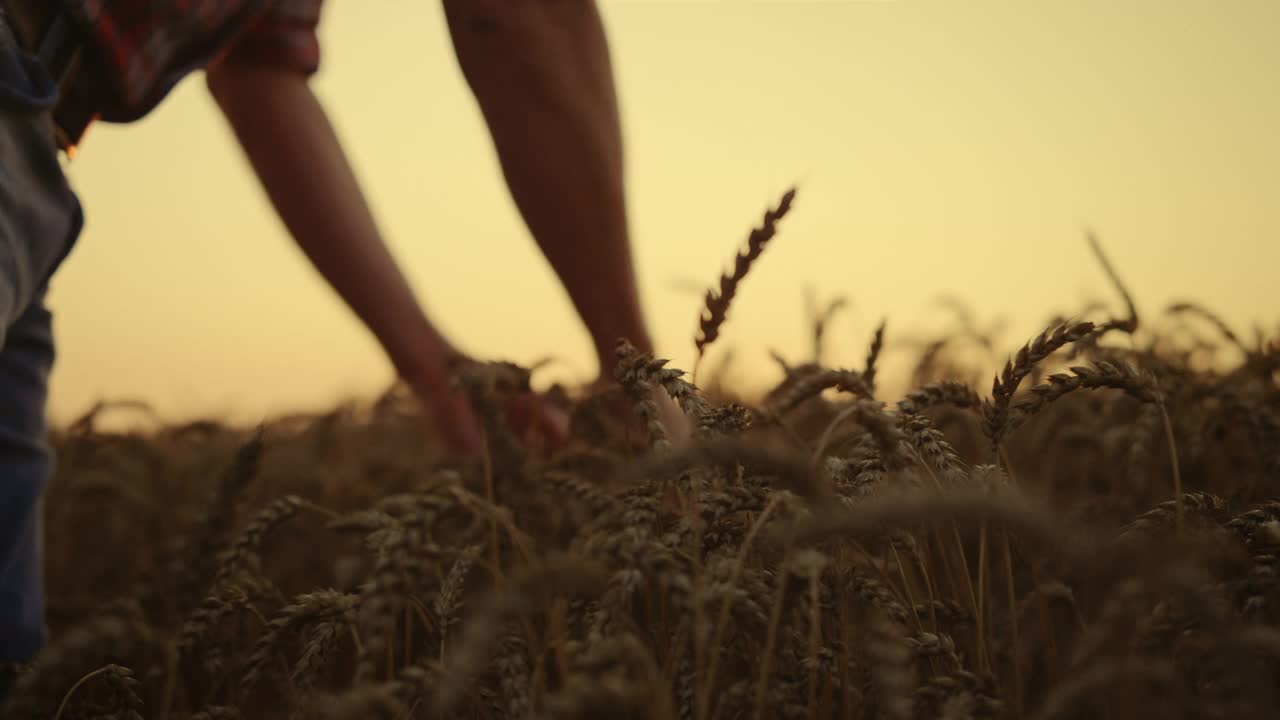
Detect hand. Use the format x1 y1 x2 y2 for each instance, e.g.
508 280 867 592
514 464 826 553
588 378 693 450
402 360 486 458
402 358 571 459
503 390 571 451
658 388 693 449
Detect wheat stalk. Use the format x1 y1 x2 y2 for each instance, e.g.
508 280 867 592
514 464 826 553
174 428 265 609
765 368 874 417
982 321 1097 448
1168 301 1251 354
1086 230 1139 334
695 187 797 370
808 293 850 364
896 381 982 417
863 320 887 394
431 558 607 716
1004 361 1159 438
242 590 357 694
210 495 304 591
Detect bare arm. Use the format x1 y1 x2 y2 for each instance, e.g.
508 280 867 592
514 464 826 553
205 63 482 451
444 0 653 378
445 0 688 444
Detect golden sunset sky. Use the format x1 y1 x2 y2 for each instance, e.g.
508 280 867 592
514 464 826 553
48 0 1279 424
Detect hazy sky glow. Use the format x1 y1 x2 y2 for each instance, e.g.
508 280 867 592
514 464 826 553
48 0 1279 424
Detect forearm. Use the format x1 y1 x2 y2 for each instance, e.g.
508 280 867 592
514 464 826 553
445 0 652 375
206 64 455 381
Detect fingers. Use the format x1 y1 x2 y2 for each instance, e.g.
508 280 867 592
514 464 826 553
505 391 571 451
433 391 487 458
655 388 693 449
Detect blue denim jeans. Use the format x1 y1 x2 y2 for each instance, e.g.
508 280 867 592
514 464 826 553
0 15 83 662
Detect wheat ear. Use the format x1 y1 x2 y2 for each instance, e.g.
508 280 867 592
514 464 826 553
695 187 797 370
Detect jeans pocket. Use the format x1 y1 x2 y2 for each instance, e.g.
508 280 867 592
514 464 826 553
0 16 57 112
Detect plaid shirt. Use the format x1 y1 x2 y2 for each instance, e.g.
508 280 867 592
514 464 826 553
65 0 324 123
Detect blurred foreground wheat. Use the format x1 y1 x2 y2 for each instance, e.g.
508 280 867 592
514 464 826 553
5 189 1279 720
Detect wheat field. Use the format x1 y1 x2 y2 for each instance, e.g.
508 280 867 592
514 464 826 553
4 190 1278 719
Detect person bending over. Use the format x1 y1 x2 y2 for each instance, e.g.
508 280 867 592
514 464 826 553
0 0 680 674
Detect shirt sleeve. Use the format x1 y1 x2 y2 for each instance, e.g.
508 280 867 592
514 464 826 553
218 0 324 74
